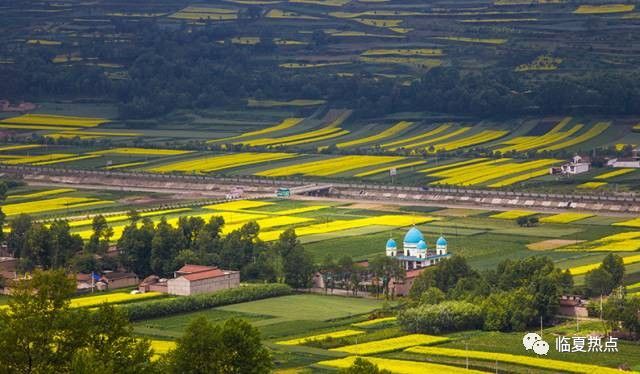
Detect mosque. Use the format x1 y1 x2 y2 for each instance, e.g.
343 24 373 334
386 227 450 270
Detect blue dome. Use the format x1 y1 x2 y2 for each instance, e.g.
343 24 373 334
403 227 424 244
437 236 447 246
386 238 397 248
417 240 427 250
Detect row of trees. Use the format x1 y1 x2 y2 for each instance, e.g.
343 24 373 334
4 210 316 289
0 270 273 373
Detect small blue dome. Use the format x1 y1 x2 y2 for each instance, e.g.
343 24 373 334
417 240 427 250
437 236 447 246
386 238 397 248
404 227 424 244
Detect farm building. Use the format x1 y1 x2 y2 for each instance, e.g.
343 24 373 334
386 227 450 270
166 264 240 296
550 155 590 175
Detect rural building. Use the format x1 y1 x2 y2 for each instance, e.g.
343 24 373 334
76 271 138 292
100 271 139 289
386 227 450 270
607 158 640 168
166 264 240 296
550 155 590 175
138 275 168 293
558 295 588 318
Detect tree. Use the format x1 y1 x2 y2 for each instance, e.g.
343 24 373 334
601 254 624 287
370 255 405 299
151 218 185 275
283 245 314 289
163 316 272 374
6 214 33 258
86 215 113 254
585 267 615 296
49 220 83 268
339 358 393 374
481 288 537 331
118 217 155 277
419 287 445 305
0 270 154 372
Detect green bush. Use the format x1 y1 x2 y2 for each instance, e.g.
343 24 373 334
398 301 483 334
123 283 292 321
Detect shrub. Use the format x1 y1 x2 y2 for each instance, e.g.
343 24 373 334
398 301 483 334
122 283 292 321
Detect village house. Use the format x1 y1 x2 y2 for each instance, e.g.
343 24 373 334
140 264 240 296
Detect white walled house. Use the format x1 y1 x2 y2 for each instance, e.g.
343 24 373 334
166 264 240 296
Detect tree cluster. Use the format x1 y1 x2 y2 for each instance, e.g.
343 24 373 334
5 211 316 289
0 270 273 373
403 255 574 333
3 20 640 119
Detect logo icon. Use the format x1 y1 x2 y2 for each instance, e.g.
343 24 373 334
532 340 550 355
523 333 549 355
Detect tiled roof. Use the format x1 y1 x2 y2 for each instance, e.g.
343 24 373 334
182 269 229 281
177 264 216 273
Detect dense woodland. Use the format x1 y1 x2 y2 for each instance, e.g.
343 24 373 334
1 22 640 120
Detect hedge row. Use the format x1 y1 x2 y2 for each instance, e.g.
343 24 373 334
398 301 483 334
123 283 292 321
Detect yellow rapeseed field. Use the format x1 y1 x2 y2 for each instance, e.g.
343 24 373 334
330 334 450 355
147 152 298 173
595 168 634 179
318 356 484 374
435 36 507 44
428 159 559 186
352 317 397 327
419 158 487 174
169 6 238 20
0 153 77 165
104 161 149 170
382 124 452 148
431 130 508 152
265 9 321 19
496 117 577 153
614 217 640 228
255 155 404 177
277 329 365 345
222 215 313 234
487 168 549 187
70 292 163 308
2 114 107 127
567 254 640 275
406 346 622 374
537 122 610 152
539 213 594 224
560 232 640 252
574 4 634 14
2 197 114 216
355 160 426 177
68 208 192 228
333 121 413 149
577 181 607 189
90 147 193 156
490 210 537 219
0 144 41 152
395 127 470 150
8 188 75 200
241 127 346 147
31 154 101 166
259 215 437 241
362 49 443 57
205 200 275 211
